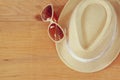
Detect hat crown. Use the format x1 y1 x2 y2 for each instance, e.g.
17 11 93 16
78 4 107 49
68 0 116 59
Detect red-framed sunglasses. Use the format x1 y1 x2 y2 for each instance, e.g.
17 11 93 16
41 4 65 42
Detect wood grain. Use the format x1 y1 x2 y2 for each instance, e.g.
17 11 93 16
0 0 119 80
0 0 65 21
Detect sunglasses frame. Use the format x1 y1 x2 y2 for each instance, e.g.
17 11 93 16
41 4 54 22
48 21 65 43
40 4 65 43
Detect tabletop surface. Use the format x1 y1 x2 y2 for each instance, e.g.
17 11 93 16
0 0 120 80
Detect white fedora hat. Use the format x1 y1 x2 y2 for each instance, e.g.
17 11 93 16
56 0 120 73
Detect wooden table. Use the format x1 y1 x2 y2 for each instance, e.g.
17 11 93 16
0 0 120 80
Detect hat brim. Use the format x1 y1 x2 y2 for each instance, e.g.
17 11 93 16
56 0 120 73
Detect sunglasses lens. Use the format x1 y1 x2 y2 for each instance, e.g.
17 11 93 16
49 23 64 41
41 5 52 21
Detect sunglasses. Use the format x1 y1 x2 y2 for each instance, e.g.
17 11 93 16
41 4 65 42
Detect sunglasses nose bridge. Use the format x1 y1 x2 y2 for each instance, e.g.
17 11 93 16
49 20 54 24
